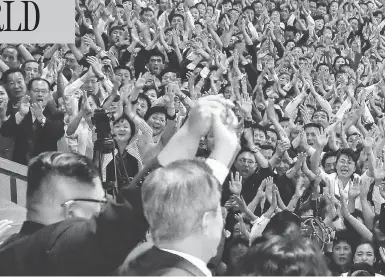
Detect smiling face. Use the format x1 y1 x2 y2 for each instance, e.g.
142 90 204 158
253 128 266 146
112 118 132 143
0 85 8 111
190 7 200 21
312 110 329 128
6 71 26 102
145 89 157 104
336 154 355 179
147 112 166 136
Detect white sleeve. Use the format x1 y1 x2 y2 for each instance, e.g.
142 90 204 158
249 216 270 245
64 78 84 96
205 158 229 185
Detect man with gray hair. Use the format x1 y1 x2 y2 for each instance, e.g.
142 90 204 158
118 96 240 276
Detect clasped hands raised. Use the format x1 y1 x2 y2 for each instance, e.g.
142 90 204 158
186 94 239 144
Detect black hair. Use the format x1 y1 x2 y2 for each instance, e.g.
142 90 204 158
263 210 301 236
27 152 100 198
138 93 152 109
147 49 165 64
169 12 184 22
27 77 51 92
114 65 133 79
140 7 155 15
251 123 266 136
112 113 136 143
336 148 359 165
312 108 330 122
321 150 338 168
22 60 39 70
285 25 297 34
144 105 167 121
0 68 26 85
303 122 323 132
238 234 330 276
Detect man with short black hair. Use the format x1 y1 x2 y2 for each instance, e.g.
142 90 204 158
0 78 64 165
0 151 148 275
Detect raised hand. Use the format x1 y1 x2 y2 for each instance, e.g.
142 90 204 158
299 104 311 124
264 176 275 203
232 195 247 213
315 128 330 149
229 171 243 195
134 73 146 89
348 176 361 200
363 134 375 151
30 102 44 122
18 96 31 116
238 94 253 115
374 159 385 182
83 35 98 50
86 56 103 77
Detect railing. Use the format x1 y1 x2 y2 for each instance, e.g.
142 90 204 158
0 157 27 242
0 157 27 206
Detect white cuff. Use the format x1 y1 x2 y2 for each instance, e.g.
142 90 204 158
205 158 229 185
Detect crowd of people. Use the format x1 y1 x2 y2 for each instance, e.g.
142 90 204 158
0 0 385 275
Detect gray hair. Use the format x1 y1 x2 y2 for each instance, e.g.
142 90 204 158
142 160 221 244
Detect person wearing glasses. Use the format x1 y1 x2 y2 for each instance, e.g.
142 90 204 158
0 77 65 165
0 94 238 275
0 151 150 275
222 148 272 209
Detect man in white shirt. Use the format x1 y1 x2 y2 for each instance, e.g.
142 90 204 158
118 96 239 276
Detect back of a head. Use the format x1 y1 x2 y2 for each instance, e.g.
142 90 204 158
238 234 331 276
141 160 221 244
348 262 375 276
27 152 100 206
262 210 301 237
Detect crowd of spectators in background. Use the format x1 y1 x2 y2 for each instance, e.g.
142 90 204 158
1 0 385 275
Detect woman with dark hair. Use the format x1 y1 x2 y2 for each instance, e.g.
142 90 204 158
325 231 354 275
341 241 385 276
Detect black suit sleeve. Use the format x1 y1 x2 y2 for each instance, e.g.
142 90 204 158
0 158 163 275
0 114 18 137
38 117 65 140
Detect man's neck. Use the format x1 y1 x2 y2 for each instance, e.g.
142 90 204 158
26 209 61 226
157 237 211 263
338 176 351 187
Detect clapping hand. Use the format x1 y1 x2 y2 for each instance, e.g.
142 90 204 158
18 96 31 117
30 102 44 122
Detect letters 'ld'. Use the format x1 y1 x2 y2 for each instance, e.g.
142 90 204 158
0 1 40 31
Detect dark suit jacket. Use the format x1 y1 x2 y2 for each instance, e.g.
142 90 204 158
117 247 207 276
0 104 65 165
0 158 161 275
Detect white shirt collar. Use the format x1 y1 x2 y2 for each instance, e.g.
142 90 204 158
160 248 212 277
